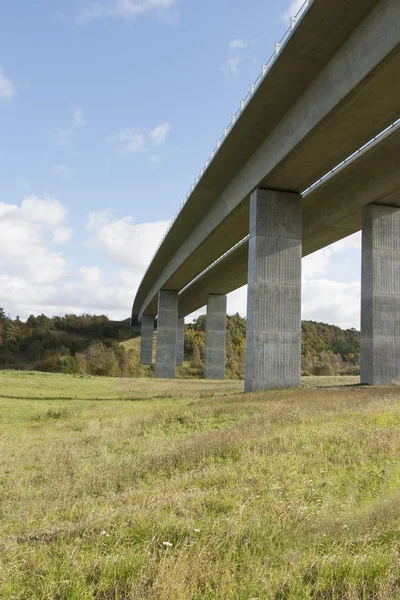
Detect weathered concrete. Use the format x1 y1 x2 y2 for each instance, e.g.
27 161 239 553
204 295 227 380
177 121 400 318
133 0 400 320
360 205 400 385
245 189 302 392
140 315 154 365
155 290 178 379
176 317 185 366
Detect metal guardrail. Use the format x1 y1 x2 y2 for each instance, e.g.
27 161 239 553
302 117 400 195
179 236 249 296
140 0 313 272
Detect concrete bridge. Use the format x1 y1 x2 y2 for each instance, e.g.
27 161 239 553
132 0 400 390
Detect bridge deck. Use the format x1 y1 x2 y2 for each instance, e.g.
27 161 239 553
133 0 400 320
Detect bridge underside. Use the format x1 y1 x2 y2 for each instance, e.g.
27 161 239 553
178 123 400 317
133 0 400 388
135 0 400 321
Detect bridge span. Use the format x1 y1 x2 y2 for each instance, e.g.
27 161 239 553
132 0 400 390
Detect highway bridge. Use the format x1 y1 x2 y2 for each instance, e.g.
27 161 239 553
132 0 400 390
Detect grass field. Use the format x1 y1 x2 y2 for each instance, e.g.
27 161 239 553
1 371 400 599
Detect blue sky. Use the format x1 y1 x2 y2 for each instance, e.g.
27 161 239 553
0 0 362 328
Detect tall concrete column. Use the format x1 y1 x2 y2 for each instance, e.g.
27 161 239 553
204 294 227 380
361 205 400 385
140 315 154 365
176 317 185 366
155 290 178 379
245 188 302 392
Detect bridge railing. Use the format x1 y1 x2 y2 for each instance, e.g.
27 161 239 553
303 117 400 195
142 0 313 271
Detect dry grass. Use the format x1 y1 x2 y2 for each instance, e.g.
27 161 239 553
2 371 400 599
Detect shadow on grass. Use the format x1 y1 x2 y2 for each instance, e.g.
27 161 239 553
0 394 174 402
0 395 97 402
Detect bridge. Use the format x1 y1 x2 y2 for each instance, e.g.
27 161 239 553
132 0 400 390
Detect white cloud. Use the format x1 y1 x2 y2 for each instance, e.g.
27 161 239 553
0 195 362 330
107 122 171 157
223 38 253 78
87 208 114 232
50 108 87 146
226 56 242 77
0 67 16 101
0 196 70 290
302 233 361 278
301 233 361 328
0 267 139 321
19 195 68 227
302 279 360 330
149 122 171 147
53 164 75 178
229 39 248 50
52 227 73 244
107 128 147 155
73 108 87 127
79 266 104 286
282 0 308 22
0 198 171 321
79 0 177 22
87 209 170 270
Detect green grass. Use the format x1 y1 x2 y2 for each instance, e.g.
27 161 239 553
2 371 400 599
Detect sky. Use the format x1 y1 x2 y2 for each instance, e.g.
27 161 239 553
0 0 362 329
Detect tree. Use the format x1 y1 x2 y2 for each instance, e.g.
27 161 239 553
3 320 17 342
192 314 206 332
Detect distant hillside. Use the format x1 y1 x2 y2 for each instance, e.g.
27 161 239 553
0 308 359 378
187 314 360 378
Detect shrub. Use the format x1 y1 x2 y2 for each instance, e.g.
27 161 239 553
36 353 62 373
191 344 203 369
312 362 334 376
59 355 77 374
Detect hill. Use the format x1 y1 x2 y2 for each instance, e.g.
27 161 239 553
0 308 360 377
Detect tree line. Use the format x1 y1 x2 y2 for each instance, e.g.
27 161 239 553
0 308 360 378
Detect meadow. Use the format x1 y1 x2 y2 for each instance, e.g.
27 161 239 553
1 370 400 599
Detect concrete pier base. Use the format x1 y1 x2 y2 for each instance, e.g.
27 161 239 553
361 205 400 385
245 188 302 392
176 317 185 366
155 290 178 379
140 315 154 365
204 294 227 380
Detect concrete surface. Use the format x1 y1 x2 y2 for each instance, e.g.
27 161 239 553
361 205 400 385
177 121 400 317
133 0 400 320
245 190 302 391
155 290 178 379
140 315 154 365
204 295 227 380
176 317 185 366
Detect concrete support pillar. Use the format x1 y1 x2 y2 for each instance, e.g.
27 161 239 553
155 290 178 379
361 205 400 385
245 188 302 392
176 317 185 366
140 315 154 365
204 295 227 380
